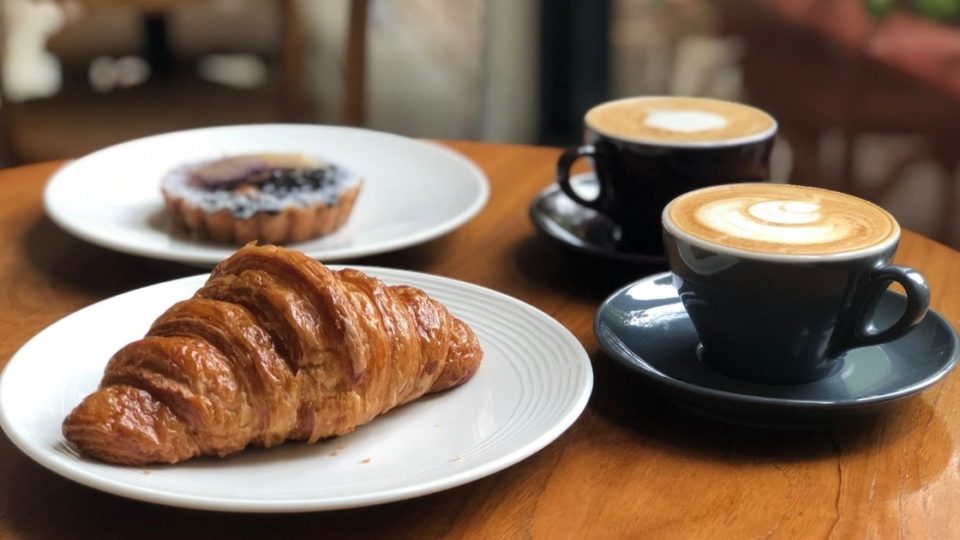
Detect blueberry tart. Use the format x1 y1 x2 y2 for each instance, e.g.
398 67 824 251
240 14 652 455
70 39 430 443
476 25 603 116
161 153 362 244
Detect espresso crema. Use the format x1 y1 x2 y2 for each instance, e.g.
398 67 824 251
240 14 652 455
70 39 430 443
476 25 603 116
585 96 775 144
664 183 899 256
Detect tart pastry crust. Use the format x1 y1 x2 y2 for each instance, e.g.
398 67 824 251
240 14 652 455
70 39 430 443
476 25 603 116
161 153 362 244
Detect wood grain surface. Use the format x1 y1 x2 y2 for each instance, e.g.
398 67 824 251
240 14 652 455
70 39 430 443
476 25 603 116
0 141 958 539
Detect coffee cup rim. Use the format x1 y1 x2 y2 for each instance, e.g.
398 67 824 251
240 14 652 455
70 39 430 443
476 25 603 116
661 183 902 262
585 96 778 149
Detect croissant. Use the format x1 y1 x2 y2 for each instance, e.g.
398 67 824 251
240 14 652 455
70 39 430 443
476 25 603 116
62 245 483 465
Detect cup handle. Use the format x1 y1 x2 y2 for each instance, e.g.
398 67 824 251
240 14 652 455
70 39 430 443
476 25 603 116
837 264 930 352
556 144 610 213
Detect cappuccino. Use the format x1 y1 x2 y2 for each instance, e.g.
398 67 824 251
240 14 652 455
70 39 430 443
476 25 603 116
664 183 898 257
586 96 776 145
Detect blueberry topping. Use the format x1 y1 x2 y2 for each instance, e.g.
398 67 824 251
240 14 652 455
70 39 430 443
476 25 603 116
166 157 358 219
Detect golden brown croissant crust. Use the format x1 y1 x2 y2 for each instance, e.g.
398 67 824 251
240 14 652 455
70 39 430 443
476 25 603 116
62 245 483 465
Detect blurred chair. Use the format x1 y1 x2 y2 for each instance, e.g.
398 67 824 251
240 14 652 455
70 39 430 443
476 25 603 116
716 0 960 245
0 0 369 166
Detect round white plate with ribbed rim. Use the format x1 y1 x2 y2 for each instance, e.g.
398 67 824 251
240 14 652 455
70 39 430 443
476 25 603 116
43 125 489 265
0 267 592 513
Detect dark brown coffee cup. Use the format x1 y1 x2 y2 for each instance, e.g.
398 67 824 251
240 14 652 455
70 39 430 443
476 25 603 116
556 96 777 254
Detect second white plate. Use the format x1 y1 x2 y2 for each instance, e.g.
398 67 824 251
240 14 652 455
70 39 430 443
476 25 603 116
44 125 489 265
0 267 592 512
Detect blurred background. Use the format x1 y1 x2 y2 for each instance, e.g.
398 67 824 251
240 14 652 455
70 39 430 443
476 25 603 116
2 0 960 247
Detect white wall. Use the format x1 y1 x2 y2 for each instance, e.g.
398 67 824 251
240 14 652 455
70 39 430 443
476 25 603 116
297 0 539 142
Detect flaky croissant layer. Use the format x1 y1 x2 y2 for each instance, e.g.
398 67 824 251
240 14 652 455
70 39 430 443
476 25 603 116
62 245 482 465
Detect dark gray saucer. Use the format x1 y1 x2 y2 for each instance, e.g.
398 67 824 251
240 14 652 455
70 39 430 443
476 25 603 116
528 173 665 265
595 272 960 429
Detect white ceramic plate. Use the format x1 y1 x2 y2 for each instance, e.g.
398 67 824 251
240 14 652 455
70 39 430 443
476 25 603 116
0 268 592 513
43 125 489 265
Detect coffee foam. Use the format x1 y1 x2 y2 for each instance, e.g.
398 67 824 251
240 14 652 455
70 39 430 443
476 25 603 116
643 109 728 133
586 96 775 144
665 183 899 257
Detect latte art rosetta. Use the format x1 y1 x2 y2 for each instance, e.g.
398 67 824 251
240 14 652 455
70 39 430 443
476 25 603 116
698 198 857 245
665 184 899 256
748 201 820 224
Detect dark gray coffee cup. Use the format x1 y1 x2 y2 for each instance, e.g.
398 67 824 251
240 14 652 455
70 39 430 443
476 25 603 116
556 97 777 255
662 190 930 385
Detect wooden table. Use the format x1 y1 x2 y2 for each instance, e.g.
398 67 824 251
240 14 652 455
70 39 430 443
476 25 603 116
1 141 959 538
